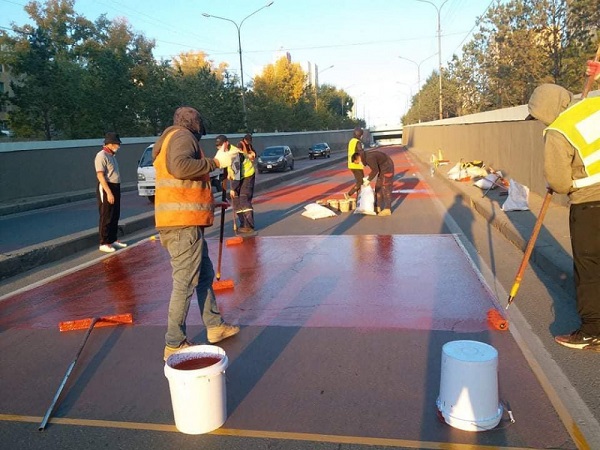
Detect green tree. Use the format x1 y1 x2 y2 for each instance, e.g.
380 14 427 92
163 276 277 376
0 0 95 139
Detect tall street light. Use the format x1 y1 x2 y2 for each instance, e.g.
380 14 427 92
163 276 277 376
398 52 436 122
315 64 334 110
416 0 449 120
202 1 274 131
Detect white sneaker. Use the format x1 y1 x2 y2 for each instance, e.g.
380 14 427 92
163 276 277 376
113 241 128 249
99 244 116 253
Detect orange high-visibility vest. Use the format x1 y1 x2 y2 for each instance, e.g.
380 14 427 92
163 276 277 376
154 130 214 228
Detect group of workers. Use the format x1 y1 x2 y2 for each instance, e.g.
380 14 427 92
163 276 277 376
92 57 600 360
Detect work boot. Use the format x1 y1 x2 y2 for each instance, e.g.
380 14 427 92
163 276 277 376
207 323 240 344
378 209 391 216
164 339 195 361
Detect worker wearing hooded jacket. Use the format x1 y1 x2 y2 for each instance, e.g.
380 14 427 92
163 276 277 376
527 65 600 352
153 106 240 361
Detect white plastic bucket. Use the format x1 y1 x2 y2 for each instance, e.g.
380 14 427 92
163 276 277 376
164 345 229 434
436 340 502 432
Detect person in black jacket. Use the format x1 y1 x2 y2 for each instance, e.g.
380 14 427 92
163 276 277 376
352 150 394 216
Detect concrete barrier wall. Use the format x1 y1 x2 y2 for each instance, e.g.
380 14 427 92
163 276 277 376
0 129 364 203
404 117 570 206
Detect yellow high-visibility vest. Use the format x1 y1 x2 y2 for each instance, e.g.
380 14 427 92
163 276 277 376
347 137 364 170
154 130 214 228
545 97 600 188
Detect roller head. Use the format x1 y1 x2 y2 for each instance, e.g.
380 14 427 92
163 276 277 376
59 313 133 332
226 237 244 246
212 279 235 291
487 309 508 331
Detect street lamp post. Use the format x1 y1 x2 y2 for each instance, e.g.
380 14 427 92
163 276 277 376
398 53 436 122
315 64 334 110
416 0 449 120
202 1 274 131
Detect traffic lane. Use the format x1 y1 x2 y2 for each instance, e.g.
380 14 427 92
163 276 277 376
207 145 456 238
0 236 573 449
0 156 340 255
0 191 154 253
0 146 575 448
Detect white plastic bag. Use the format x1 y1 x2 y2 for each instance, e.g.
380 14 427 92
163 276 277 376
474 171 503 190
447 162 462 180
502 179 530 211
354 185 376 215
301 203 337 220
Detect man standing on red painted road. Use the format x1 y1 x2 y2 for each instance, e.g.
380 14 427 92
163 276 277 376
153 106 240 361
345 127 365 200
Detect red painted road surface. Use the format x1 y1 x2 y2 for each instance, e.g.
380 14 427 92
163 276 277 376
0 146 576 449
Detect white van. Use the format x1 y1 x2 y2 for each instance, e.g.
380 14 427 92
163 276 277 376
137 144 222 203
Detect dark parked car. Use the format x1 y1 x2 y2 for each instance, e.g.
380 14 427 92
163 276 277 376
308 142 331 159
257 145 294 173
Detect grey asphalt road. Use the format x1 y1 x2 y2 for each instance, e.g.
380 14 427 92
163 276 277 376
0 146 598 449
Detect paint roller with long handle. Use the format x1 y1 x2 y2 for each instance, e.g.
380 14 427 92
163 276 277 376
39 313 133 430
505 188 553 309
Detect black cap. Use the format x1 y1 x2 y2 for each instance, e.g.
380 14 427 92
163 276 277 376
104 132 122 145
215 134 228 146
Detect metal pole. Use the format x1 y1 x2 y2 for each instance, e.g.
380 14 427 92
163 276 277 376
398 53 435 123
202 2 274 132
416 0 449 120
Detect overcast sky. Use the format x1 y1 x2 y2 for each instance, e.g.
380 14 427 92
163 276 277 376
2 0 494 127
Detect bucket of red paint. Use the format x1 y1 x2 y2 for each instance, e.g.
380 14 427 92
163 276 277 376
436 340 502 432
164 345 229 434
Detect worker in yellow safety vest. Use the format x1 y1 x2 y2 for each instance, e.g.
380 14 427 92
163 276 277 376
345 127 365 200
526 60 600 351
216 134 256 233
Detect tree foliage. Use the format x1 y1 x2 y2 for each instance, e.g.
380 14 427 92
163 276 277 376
402 0 600 125
0 0 378 139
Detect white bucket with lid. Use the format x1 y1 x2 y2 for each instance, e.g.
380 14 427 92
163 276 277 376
164 345 229 434
436 340 502 432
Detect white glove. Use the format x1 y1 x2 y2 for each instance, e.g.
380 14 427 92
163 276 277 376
214 149 232 168
362 177 371 186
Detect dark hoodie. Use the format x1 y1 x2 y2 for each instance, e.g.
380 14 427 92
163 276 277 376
152 107 218 180
528 84 600 204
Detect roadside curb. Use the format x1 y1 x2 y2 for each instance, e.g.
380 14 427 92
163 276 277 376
409 148 575 297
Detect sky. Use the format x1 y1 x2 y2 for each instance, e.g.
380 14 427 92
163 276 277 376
1 0 494 127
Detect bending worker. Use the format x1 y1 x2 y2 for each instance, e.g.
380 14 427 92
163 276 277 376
345 127 365 200
352 150 395 216
526 60 600 352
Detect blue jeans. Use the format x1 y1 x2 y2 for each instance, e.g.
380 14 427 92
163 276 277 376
160 227 223 346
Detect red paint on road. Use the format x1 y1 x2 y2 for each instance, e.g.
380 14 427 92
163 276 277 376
1 235 496 333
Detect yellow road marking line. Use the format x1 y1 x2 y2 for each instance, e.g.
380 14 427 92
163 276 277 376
0 414 531 449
